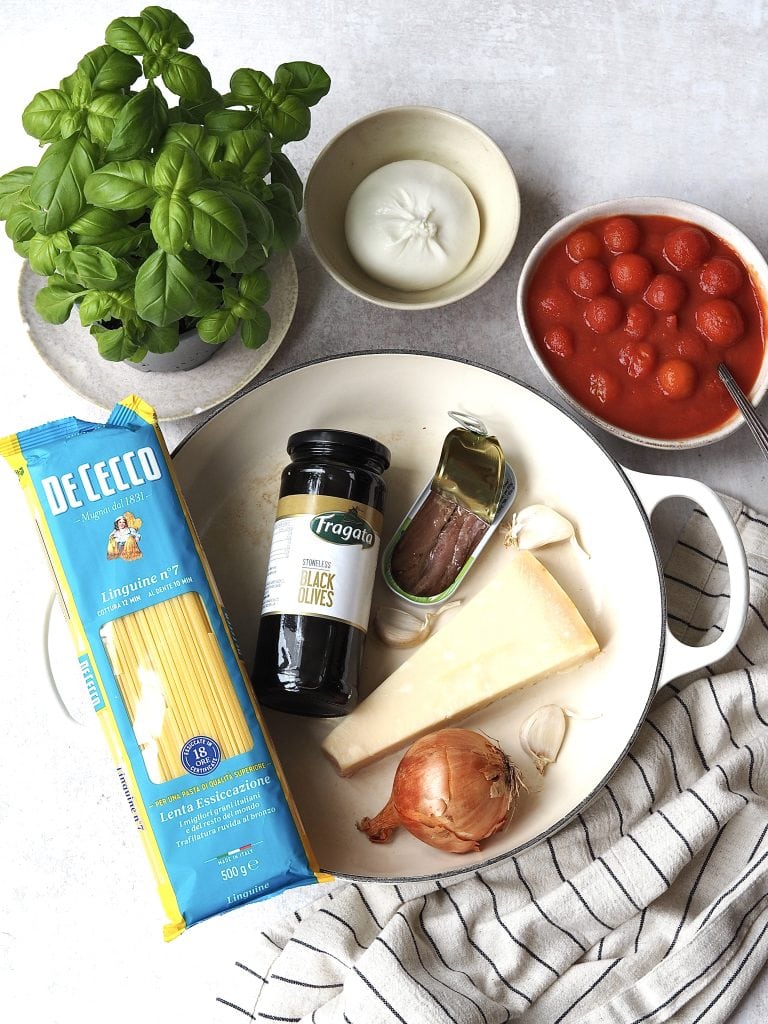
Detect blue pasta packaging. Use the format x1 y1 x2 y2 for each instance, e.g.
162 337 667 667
1 395 330 939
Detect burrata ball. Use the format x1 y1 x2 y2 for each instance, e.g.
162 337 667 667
344 159 480 291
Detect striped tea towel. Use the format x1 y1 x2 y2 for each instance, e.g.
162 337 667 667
215 496 768 1023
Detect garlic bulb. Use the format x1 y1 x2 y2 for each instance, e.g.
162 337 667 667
373 600 462 648
503 504 589 557
519 704 567 774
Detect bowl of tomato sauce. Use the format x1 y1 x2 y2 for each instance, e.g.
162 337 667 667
517 197 768 448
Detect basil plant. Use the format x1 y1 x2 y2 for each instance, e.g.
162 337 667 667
0 6 330 361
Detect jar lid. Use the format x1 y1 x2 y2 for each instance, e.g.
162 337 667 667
287 428 391 471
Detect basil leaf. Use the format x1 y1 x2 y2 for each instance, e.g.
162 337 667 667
142 322 180 354
85 159 155 210
86 93 130 147
78 289 114 325
197 307 238 344
141 6 193 48
5 199 37 243
105 16 150 56
274 62 331 106
150 194 191 254
217 181 274 247
135 249 203 325
229 68 273 107
77 45 142 91
187 279 220 317
28 135 98 233
163 124 219 172
162 53 212 102
107 86 169 159
56 244 133 289
22 89 73 142
28 233 64 276
91 321 144 361
240 308 271 349
264 183 300 251
204 108 260 136
238 268 271 305
0 167 34 219
260 93 311 144
223 128 272 180
35 281 83 323
270 151 303 211
153 141 202 195
188 187 247 262
172 89 224 124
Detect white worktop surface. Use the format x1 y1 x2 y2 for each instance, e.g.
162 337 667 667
0 1 766 1020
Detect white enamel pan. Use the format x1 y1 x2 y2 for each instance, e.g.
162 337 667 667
47 352 749 882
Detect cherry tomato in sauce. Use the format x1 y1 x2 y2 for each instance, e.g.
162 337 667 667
699 257 743 298
695 298 744 347
603 216 641 253
525 213 765 440
544 325 575 358
610 253 653 294
565 229 602 261
584 295 623 333
644 273 687 313
663 227 710 270
624 302 655 338
657 358 698 400
568 258 609 298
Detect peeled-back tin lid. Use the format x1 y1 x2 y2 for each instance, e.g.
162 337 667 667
432 411 506 523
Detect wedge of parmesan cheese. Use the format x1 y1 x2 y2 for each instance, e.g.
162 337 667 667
321 549 600 776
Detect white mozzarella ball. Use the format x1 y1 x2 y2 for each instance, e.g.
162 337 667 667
344 159 480 291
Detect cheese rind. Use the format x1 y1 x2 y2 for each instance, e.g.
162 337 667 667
321 550 599 775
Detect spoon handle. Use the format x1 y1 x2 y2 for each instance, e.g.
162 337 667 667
718 363 768 460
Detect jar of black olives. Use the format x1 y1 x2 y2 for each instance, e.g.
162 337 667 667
252 428 390 717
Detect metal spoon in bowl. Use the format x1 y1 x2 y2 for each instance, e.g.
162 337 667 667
717 363 768 458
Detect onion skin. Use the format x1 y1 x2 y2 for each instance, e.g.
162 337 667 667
357 728 525 854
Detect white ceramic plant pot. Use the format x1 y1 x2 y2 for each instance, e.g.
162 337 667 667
127 327 221 372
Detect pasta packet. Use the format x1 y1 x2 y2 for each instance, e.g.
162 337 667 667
1 395 331 939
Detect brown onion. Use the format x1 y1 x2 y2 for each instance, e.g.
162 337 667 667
357 728 525 854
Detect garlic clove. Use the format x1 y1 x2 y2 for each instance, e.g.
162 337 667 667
503 504 589 557
519 704 567 774
373 600 462 648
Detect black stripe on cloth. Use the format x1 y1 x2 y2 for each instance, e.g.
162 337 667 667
214 996 255 1020
714 763 748 804
697 849 768 932
744 744 758 794
352 964 409 1023
654 809 695 857
475 872 560 977
257 1013 301 1022
634 907 647 954
513 858 588 953
294 911 302 923
626 834 670 887
394 884 404 903
596 856 642 911
684 788 721 827
604 784 626 836
628 753 656 804
672 695 710 770
375 933 457 1023
644 720 683 793
416 896 491 1024
261 932 283 950
707 678 738 748
578 813 597 860
666 615 755 667
290 936 351 970
745 668 768 726
691 910 768 1021
396 908 489 1022
270 973 343 990
552 959 621 1023
236 961 267 983
318 908 367 949
631 892 768 1023
548 839 612 929
663 572 730 600
436 881 533 1004
351 882 384 929
664 823 729 958
749 819 768 862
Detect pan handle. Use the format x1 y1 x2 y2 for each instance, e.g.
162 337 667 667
624 468 748 689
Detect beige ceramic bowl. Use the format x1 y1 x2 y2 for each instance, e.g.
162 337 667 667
517 197 768 450
304 105 520 309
